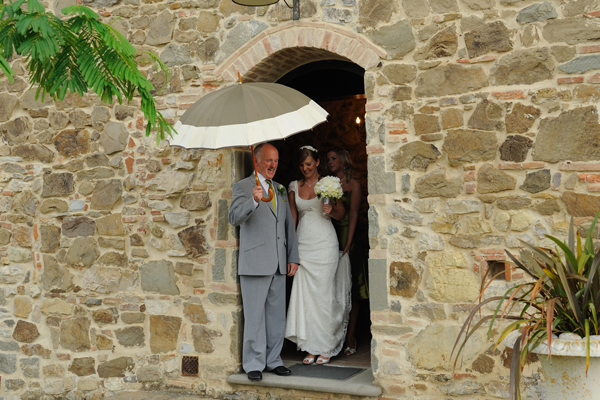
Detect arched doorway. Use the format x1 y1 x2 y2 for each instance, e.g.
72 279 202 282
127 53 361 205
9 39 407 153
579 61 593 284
220 25 385 372
271 59 372 367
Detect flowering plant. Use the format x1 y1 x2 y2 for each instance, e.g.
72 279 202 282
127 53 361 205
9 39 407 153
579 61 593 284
314 176 343 202
277 186 286 197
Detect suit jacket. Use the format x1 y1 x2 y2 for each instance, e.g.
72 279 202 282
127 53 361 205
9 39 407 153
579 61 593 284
229 174 299 276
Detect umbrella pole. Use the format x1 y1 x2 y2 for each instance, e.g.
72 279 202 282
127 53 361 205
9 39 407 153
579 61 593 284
251 145 274 202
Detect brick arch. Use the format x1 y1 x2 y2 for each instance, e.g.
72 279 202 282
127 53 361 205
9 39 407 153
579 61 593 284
215 21 386 83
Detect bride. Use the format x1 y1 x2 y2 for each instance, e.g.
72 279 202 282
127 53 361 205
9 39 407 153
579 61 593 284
285 145 352 365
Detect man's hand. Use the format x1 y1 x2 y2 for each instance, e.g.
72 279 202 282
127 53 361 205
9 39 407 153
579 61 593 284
253 186 266 203
287 262 298 277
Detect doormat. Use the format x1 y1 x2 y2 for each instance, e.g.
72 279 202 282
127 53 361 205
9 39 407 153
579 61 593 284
287 364 365 380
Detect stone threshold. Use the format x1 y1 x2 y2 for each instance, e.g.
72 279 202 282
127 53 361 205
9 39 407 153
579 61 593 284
226 366 382 397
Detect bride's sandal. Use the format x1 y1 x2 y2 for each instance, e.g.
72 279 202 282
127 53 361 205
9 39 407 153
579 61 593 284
303 354 316 365
344 346 357 356
316 355 330 365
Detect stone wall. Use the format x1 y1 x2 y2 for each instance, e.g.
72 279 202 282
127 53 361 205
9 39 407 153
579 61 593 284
2 0 600 398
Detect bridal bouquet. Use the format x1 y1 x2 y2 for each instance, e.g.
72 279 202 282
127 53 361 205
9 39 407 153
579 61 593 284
314 176 344 204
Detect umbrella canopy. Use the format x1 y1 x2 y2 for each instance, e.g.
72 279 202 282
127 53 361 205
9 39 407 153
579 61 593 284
169 82 329 149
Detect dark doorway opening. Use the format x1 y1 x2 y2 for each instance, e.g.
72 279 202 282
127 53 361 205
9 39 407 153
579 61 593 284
273 60 372 368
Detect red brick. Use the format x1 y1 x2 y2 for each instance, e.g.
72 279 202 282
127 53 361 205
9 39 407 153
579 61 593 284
262 38 274 55
558 76 584 84
387 385 407 395
585 10 600 18
498 163 523 170
125 157 134 174
480 248 505 255
209 283 239 292
522 162 545 169
366 145 385 154
585 174 600 182
581 45 600 53
511 272 524 280
559 162 600 171
119 304 139 311
122 216 137 223
588 73 600 83
382 348 400 357
152 216 165 222
588 184 600 191
454 373 477 379
389 129 408 135
365 102 384 111
472 55 495 63
465 183 477 193
492 90 526 100
464 171 476 181
216 239 238 248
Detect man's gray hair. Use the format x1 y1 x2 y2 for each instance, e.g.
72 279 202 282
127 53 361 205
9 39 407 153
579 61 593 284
254 143 267 160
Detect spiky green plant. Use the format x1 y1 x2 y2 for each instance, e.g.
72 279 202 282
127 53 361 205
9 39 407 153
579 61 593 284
0 0 173 142
453 213 600 400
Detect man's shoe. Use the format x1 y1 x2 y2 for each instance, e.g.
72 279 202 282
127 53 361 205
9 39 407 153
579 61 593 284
247 370 262 381
266 366 291 376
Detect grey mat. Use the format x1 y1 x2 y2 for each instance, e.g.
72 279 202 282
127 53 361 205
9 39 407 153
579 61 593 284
288 363 365 380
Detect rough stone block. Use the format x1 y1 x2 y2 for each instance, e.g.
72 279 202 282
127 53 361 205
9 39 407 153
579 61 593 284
367 155 396 194
369 259 388 311
139 260 179 295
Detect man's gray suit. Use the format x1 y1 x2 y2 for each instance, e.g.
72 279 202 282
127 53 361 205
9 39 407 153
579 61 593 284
229 174 299 373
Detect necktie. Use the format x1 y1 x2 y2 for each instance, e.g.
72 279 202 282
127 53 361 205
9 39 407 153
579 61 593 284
266 180 276 214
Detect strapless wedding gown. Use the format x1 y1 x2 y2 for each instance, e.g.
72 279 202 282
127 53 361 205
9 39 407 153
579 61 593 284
285 180 352 357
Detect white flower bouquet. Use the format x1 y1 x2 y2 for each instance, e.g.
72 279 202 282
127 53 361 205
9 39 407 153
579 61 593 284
314 176 344 205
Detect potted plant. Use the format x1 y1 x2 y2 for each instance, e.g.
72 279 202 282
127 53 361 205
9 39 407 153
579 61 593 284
453 214 600 400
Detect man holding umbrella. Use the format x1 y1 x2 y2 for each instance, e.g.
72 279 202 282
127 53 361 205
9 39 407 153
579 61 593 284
229 143 299 381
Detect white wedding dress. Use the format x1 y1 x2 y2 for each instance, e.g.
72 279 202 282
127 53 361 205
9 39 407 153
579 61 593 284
285 180 352 357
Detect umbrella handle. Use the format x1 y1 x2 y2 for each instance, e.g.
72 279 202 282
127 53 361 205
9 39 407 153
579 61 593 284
251 146 274 202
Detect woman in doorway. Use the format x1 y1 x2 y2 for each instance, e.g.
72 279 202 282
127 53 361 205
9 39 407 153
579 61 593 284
285 145 352 365
327 146 369 356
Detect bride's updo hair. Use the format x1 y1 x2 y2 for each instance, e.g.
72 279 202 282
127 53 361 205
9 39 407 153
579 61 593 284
298 145 319 165
298 145 323 183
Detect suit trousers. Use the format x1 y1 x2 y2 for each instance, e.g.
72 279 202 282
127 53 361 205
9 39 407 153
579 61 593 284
239 271 286 373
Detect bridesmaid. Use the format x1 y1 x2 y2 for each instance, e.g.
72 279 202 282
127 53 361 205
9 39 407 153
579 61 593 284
327 147 369 356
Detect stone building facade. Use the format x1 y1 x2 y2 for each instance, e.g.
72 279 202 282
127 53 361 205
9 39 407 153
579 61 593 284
1 0 600 398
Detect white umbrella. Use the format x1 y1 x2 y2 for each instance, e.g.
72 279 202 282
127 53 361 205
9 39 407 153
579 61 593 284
169 81 329 201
